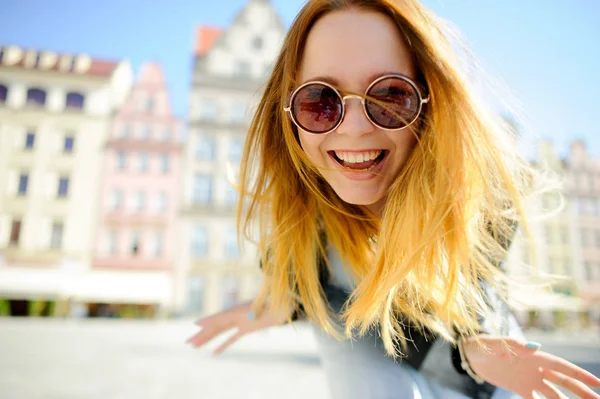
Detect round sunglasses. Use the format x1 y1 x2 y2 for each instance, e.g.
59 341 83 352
284 74 429 134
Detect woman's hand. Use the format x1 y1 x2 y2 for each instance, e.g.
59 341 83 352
462 335 600 399
186 300 288 354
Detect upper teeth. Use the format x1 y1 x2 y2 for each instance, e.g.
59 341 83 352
334 150 382 163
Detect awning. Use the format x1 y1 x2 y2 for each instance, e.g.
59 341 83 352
0 267 172 305
67 271 172 305
0 267 70 300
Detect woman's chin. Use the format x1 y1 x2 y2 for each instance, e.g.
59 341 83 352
335 190 385 209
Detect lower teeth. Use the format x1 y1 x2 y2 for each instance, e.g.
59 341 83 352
343 159 380 171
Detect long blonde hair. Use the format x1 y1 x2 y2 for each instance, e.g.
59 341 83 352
238 0 535 356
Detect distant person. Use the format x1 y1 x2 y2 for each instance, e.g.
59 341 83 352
188 1 600 398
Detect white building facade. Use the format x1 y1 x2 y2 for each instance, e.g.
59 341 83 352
179 0 285 316
0 45 132 315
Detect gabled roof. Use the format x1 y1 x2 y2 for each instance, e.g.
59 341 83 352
192 0 285 58
194 26 223 56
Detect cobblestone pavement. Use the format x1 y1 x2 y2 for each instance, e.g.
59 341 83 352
0 319 598 399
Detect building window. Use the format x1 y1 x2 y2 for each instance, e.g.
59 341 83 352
161 128 171 141
235 60 252 78
225 184 237 206
121 124 130 139
24 131 35 150
141 126 152 140
139 152 149 172
590 199 599 216
595 230 600 248
231 102 247 123
228 138 244 162
200 100 218 121
64 135 75 153
577 197 585 214
192 225 209 257
131 231 141 256
224 227 239 258
65 92 85 110
10 219 22 246
252 36 263 50
116 151 126 170
222 276 240 310
110 189 123 211
157 192 167 213
160 153 170 173
0 84 8 103
193 174 212 204
146 97 154 112
57 176 70 198
50 222 64 250
108 230 118 255
18 173 29 196
195 136 215 161
188 275 205 314
152 232 163 258
26 88 46 106
135 191 145 212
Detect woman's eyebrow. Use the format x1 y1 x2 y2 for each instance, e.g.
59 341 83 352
300 70 412 87
301 75 339 85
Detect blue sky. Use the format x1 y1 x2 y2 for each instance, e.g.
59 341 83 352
1 0 599 159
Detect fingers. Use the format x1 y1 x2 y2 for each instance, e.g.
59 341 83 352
213 330 244 355
538 352 600 388
541 368 600 399
187 325 231 348
535 380 569 399
187 303 255 350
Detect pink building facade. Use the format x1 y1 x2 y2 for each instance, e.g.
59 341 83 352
92 62 183 314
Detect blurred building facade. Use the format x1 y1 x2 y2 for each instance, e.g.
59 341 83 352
566 142 600 308
87 62 184 317
506 140 600 329
178 0 285 316
0 45 133 315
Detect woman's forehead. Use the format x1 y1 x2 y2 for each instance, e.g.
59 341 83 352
297 9 416 87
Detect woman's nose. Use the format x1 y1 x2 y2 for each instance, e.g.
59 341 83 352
335 95 375 136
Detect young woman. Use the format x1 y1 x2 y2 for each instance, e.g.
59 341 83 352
188 1 600 398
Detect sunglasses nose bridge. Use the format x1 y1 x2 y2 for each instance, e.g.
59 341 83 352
341 94 364 105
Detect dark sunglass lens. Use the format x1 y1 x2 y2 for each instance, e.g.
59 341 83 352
365 77 420 129
292 84 342 133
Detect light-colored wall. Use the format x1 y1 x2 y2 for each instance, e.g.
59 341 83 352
0 62 132 265
180 0 285 315
92 62 184 311
505 140 600 326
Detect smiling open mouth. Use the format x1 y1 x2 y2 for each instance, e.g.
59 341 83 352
328 150 388 171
